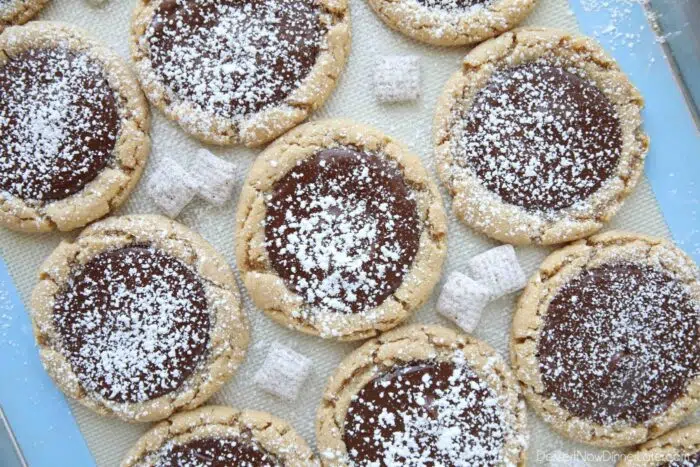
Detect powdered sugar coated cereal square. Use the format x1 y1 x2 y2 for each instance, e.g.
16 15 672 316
437 271 491 333
145 157 196 218
466 245 526 300
254 342 312 401
373 55 420 103
190 149 238 206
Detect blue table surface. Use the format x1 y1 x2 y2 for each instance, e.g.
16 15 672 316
1 1 699 466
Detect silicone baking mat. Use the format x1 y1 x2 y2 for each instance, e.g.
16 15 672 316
1 0 699 466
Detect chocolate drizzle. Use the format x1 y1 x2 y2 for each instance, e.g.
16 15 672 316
453 62 623 212
538 263 700 425
155 437 281 467
0 48 119 201
53 246 211 403
264 147 421 315
146 0 325 119
343 358 507 466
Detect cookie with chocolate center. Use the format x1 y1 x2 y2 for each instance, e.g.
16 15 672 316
316 324 528 466
0 22 150 232
511 231 700 447
123 406 317 466
434 28 649 244
131 0 350 146
236 120 447 340
31 215 249 422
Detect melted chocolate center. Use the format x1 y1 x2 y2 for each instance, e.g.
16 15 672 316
146 0 325 119
454 62 623 212
343 360 507 466
53 246 210 403
538 263 700 425
155 437 281 467
0 48 119 201
659 451 700 467
264 147 421 314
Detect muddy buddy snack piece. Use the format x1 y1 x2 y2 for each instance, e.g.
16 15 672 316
145 158 196 218
434 28 649 245
0 22 150 232
0 0 50 31
254 342 312 401
373 55 421 103
31 215 249 422
236 120 447 340
466 244 526 299
618 424 700 467
190 149 238 206
131 0 350 147
123 406 318 466
437 271 490 332
316 324 528 466
511 231 700 447
366 0 536 46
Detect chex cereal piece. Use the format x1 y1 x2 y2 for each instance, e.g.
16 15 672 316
373 55 420 103
145 158 196 218
466 245 526 300
190 149 238 206
254 342 312 401
437 271 491 333
549 450 588 467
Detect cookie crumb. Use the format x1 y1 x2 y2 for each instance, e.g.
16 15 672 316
437 271 490 332
145 158 196 218
254 342 311 401
190 149 238 206
466 245 526 299
373 55 420 103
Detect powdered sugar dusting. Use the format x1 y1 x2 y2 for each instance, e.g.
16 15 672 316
143 0 325 120
416 0 491 12
399 0 498 28
451 61 622 213
659 451 700 467
580 0 674 52
153 437 281 467
384 0 532 40
53 245 211 404
264 148 421 316
0 47 119 202
343 352 518 466
539 262 700 425
373 55 421 104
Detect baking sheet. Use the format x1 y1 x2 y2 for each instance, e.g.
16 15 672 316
0 0 690 465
